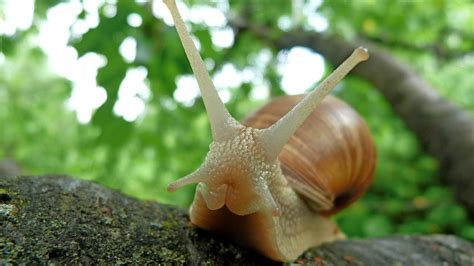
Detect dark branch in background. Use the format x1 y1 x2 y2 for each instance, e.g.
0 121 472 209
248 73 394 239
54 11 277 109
231 19 474 216
360 33 474 61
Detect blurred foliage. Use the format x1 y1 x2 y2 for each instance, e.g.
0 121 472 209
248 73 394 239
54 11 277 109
1 0 473 242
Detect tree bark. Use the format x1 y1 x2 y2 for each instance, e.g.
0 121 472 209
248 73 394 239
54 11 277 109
239 25 474 215
1 175 473 265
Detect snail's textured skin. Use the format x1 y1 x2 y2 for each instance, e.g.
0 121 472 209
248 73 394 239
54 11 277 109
189 126 279 215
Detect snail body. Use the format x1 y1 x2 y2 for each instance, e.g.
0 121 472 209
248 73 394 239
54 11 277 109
163 0 376 261
189 95 376 260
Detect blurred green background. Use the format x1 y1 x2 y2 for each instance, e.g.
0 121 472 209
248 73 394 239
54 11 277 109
1 0 473 241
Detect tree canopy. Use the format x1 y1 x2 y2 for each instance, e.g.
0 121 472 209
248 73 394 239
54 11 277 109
1 0 473 242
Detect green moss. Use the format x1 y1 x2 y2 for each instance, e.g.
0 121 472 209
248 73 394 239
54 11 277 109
0 203 14 217
0 176 273 264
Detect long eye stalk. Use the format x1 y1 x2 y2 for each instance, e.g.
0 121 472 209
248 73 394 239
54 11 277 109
163 0 239 142
261 48 369 160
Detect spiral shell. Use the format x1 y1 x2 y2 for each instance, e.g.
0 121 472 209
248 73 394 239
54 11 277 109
243 94 376 215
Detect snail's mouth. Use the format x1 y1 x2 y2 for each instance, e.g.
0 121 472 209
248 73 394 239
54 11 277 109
196 182 228 211
197 182 280 216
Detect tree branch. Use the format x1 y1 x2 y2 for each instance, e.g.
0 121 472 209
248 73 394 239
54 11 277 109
360 33 473 61
2 175 473 264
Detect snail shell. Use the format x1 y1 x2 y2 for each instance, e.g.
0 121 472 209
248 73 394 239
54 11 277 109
243 94 376 215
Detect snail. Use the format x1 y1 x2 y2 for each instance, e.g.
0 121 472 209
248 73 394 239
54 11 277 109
163 0 376 262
